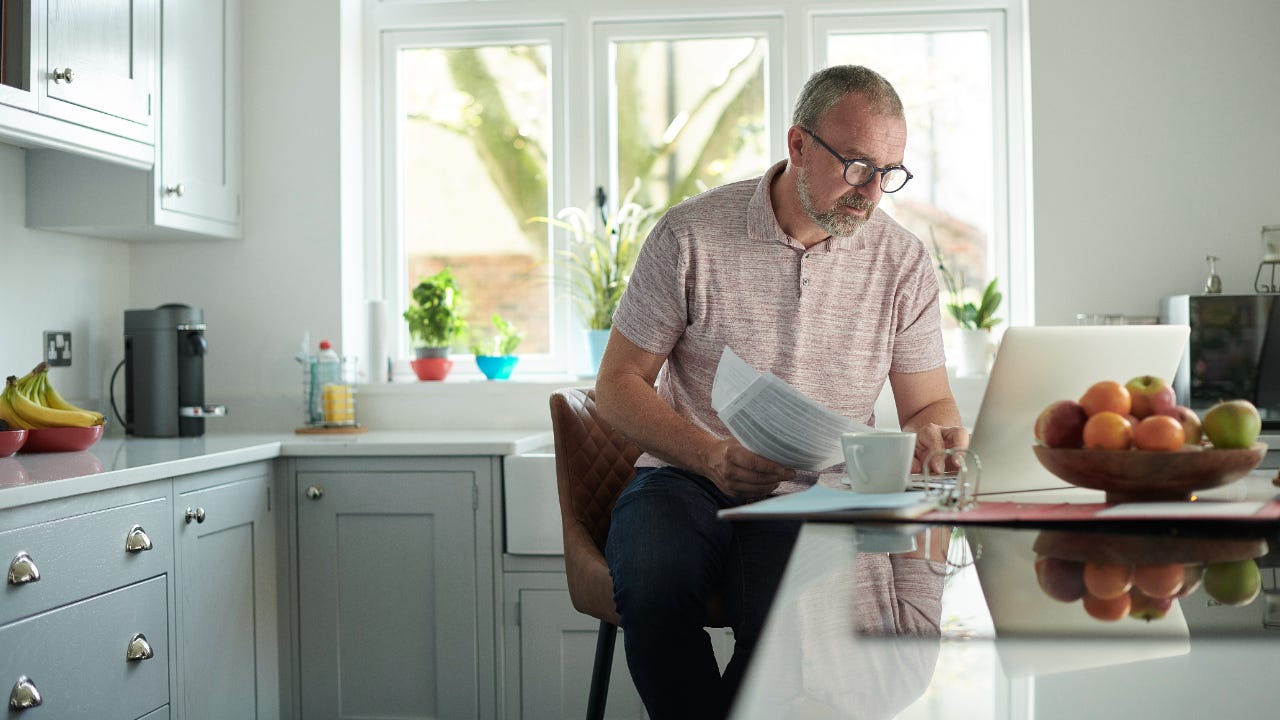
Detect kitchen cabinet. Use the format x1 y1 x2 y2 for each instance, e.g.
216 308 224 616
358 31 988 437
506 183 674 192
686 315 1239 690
24 0 242 240
293 456 498 720
172 462 278 720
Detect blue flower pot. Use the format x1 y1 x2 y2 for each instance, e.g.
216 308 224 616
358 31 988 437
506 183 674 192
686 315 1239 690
475 355 518 380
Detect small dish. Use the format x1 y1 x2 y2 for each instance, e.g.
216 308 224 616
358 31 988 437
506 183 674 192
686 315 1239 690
0 429 28 458
21 425 105 454
1032 442 1267 503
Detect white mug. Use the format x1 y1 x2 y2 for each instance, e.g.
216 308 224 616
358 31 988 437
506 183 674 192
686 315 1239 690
840 431 916 493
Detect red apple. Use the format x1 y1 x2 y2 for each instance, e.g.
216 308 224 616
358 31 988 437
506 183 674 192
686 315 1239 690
1035 556 1087 602
1034 400 1088 448
1125 375 1177 419
1128 588 1175 621
1156 405 1203 446
1202 399 1262 449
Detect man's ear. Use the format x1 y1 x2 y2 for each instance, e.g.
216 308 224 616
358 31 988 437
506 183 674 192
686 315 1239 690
785 125 808 166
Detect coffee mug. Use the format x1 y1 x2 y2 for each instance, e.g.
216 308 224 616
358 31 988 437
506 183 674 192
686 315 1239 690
840 431 916 493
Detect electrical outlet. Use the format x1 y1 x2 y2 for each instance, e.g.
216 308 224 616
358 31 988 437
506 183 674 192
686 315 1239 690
44 331 72 367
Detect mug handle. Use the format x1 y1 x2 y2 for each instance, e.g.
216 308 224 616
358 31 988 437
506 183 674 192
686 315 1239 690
847 444 868 487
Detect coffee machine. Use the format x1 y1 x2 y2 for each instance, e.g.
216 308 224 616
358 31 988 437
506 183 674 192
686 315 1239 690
122 304 226 437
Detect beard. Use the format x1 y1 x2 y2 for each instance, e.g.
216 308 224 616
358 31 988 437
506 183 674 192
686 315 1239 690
797 168 877 237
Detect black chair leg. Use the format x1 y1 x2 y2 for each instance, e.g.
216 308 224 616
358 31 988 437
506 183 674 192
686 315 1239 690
586 620 617 720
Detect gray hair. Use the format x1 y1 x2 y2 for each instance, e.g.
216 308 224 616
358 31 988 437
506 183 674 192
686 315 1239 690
791 65 904 129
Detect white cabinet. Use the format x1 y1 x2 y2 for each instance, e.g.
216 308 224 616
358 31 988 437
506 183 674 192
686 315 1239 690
24 0 241 240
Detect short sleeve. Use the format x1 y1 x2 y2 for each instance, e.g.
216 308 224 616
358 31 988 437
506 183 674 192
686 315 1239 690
612 217 689 356
889 249 946 374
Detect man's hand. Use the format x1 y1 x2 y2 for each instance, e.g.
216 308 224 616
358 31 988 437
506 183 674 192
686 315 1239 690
910 424 970 474
698 439 796 499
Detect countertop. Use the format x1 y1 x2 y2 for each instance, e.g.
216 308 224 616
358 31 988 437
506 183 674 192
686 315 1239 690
0 429 553 511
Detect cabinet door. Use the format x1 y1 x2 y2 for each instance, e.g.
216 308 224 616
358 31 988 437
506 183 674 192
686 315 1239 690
43 0 156 142
297 470 480 720
158 0 240 230
174 467 278 720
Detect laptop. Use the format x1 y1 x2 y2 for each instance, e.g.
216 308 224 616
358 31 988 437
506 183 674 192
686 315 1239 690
966 325 1190 497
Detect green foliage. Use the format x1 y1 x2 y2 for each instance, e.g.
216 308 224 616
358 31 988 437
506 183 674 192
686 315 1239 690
470 314 524 356
932 239 1002 331
403 268 468 348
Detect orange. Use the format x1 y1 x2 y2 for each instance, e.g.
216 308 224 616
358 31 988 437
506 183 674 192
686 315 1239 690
1082 411 1134 450
1079 380 1132 417
1083 562 1134 600
1082 592 1131 622
1133 415 1186 452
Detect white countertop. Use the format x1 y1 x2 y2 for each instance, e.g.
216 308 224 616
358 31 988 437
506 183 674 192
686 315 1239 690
0 429 552 511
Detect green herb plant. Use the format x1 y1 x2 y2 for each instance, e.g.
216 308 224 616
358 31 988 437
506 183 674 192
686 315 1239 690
470 314 524 357
403 267 468 350
931 237 1002 331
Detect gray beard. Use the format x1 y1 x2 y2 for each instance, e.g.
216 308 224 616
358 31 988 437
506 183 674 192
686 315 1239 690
797 168 876 237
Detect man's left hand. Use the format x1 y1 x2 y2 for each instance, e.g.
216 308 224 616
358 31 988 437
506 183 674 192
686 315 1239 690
910 424 970 474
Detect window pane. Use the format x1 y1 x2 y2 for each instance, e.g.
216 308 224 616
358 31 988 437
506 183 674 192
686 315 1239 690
828 32 995 328
398 44 551 353
611 36 770 214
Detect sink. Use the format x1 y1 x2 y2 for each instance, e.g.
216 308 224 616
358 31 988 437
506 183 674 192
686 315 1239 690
503 446 562 555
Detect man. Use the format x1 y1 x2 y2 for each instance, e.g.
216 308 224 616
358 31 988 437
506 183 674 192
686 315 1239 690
594 65 969 719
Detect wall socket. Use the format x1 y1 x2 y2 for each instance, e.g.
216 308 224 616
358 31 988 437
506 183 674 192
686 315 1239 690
44 331 72 367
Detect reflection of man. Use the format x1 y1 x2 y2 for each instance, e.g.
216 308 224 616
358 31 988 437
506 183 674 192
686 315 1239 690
596 65 968 718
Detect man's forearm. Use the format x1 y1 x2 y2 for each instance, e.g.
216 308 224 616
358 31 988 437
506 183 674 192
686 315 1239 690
595 371 719 477
900 398 963 433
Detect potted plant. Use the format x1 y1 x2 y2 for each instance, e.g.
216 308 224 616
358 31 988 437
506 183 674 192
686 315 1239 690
470 314 524 381
530 182 655 373
932 239 1002 377
403 267 468 381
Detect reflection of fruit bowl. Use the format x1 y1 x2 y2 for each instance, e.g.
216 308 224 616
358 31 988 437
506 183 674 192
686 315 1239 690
21 425 105 453
1033 530 1268 567
1032 443 1267 503
0 429 28 458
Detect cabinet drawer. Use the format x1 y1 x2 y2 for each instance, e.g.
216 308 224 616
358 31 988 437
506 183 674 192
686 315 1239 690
1 497 172 626
0 576 169 720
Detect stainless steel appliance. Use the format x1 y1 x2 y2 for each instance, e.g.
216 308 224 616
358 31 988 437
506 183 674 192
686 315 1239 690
122 304 226 437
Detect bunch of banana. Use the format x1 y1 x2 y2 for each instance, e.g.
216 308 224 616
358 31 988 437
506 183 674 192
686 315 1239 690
0 363 105 429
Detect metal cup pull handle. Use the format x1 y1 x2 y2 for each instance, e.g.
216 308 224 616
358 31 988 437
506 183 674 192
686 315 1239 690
8 676 42 710
7 553 40 585
126 633 155 662
125 525 154 553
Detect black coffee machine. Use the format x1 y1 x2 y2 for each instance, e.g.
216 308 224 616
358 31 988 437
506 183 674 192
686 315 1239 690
120 304 227 437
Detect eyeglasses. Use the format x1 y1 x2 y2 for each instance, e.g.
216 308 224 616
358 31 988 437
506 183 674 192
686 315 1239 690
802 128 913 193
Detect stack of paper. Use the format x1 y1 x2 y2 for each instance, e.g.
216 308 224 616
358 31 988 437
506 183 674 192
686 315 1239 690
711 347 872 471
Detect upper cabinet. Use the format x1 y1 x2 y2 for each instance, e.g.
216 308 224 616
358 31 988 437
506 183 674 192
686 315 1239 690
24 0 242 240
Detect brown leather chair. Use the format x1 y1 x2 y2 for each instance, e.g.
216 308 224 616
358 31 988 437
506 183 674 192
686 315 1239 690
550 387 638 720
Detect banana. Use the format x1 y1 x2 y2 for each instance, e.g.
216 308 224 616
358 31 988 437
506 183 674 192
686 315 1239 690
37 369 105 424
0 381 35 430
4 375 101 428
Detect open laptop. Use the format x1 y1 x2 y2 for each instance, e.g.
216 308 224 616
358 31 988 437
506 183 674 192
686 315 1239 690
966 325 1190 497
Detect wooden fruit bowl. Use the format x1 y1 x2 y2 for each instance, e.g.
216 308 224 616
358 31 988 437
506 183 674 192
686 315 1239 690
1032 442 1267 503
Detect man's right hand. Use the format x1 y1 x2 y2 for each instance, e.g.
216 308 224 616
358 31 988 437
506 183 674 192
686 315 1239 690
698 439 796 499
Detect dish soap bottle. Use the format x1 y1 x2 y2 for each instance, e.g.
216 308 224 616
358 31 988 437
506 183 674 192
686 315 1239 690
311 340 341 424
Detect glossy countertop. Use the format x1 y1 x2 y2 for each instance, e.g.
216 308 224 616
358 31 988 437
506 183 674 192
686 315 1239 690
730 498 1280 719
0 429 553 511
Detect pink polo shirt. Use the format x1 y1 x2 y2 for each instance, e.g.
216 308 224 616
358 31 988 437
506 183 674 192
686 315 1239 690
612 160 945 473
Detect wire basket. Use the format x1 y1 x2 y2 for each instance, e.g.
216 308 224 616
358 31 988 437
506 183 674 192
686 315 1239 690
301 356 359 428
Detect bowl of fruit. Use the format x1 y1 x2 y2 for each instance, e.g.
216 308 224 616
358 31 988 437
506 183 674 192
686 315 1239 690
0 422 27 458
1 364 106 454
1032 376 1267 503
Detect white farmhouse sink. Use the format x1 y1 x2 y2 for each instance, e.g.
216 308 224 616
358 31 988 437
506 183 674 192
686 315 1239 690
503 446 563 555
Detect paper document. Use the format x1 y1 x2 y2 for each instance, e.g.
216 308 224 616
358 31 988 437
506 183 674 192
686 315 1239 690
711 347 872 471
718 484 936 521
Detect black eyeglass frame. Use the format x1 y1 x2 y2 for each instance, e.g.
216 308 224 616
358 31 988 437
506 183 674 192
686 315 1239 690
802 127 913 193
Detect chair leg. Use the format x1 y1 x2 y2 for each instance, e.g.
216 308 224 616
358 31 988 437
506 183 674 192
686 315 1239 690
586 620 617 720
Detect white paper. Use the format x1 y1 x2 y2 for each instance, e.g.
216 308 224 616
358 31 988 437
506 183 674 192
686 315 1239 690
718 484 934 519
711 347 873 471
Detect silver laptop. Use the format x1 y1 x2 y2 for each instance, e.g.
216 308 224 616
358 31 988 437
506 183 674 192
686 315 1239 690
968 325 1190 496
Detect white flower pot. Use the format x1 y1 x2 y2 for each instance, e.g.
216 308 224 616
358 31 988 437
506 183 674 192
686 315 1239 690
954 328 992 378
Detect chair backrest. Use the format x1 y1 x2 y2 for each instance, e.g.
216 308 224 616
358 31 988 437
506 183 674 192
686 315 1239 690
550 387 642 623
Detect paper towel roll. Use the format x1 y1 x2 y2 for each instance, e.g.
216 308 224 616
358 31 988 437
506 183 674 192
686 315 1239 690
365 299 389 383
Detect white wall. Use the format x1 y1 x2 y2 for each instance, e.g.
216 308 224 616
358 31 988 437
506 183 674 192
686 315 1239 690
1028 0 1280 324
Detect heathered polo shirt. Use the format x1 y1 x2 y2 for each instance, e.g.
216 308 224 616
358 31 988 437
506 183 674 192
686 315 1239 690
612 160 945 474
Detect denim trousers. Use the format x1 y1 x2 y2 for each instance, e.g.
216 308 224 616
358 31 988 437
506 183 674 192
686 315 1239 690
604 466 800 720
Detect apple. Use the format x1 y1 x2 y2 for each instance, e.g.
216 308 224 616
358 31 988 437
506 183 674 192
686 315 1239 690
1125 375 1177 419
1035 556 1087 602
1203 559 1262 606
1034 400 1088 448
1157 405 1204 445
1128 588 1175 622
1202 399 1262 449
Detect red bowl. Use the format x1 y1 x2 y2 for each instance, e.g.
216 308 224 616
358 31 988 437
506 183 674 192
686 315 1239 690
0 429 27 458
410 357 453 381
21 425 105 453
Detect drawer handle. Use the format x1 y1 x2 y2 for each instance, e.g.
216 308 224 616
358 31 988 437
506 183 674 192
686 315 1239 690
8 676 42 710
306 486 323 500
7 553 40 585
164 183 185 197
126 633 155 662
184 507 206 524
51 67 74 84
125 525 154 553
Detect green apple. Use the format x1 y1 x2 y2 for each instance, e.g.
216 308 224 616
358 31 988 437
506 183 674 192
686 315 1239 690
1201 399 1262 449
1202 558 1261 606
1124 375 1177 419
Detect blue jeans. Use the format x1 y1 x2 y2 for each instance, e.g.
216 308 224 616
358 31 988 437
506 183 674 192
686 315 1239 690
605 466 800 719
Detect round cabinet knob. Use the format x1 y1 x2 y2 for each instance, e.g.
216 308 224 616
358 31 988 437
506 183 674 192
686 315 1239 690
124 525 153 553
306 486 324 500
126 633 154 662
184 507 206 524
7 553 40 585
51 67 73 83
8 676 42 710
164 183 185 197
